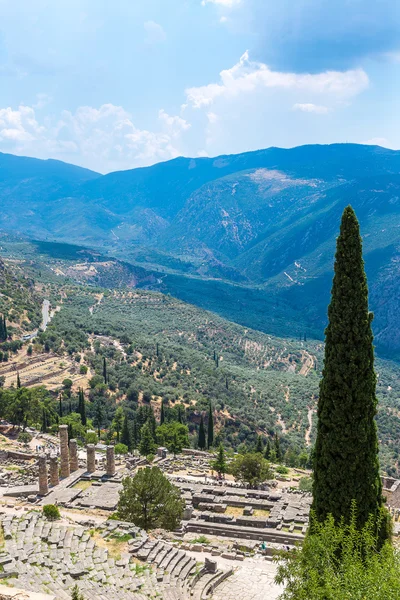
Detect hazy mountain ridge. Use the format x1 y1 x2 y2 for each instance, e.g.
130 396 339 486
2 144 400 355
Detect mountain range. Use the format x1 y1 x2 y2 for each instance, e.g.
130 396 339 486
1 143 400 357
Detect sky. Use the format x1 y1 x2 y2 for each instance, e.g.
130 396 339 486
0 0 399 173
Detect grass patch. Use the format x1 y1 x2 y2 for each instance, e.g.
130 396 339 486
225 506 244 517
91 530 130 559
108 532 131 542
253 509 270 518
191 535 210 544
72 480 93 491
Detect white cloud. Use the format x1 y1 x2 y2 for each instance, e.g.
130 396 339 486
144 20 166 44
220 16 228 23
0 105 44 144
201 0 241 6
207 112 218 124
186 51 369 108
158 109 191 135
363 137 393 148
33 93 52 110
292 103 329 114
0 103 190 172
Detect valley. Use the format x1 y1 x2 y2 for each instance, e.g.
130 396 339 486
1 143 400 357
0 246 399 476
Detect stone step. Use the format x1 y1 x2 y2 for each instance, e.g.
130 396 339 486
179 557 197 581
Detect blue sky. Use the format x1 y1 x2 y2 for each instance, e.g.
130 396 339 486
0 0 399 173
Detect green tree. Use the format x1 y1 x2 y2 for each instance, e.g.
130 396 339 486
207 403 214 449
77 388 87 426
212 443 227 477
93 398 104 437
16 372 21 388
117 467 184 530
156 422 189 455
230 452 272 488
132 419 140 449
274 433 282 463
60 412 91 441
112 406 124 442
255 435 263 454
102 357 107 384
121 415 132 450
198 414 206 450
5 387 43 429
160 401 165 425
139 422 155 456
264 438 271 460
312 206 387 541
62 378 73 398
275 507 400 600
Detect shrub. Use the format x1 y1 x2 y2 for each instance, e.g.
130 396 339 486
275 508 400 600
85 431 98 444
79 364 88 374
299 476 313 492
276 465 289 475
18 432 32 444
43 504 60 521
114 443 128 455
71 584 85 600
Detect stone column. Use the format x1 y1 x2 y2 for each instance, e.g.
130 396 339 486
38 454 48 496
59 424 70 479
106 446 115 477
69 439 79 472
49 454 59 487
87 444 96 473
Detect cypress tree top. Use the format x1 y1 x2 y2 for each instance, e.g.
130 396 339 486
198 415 206 450
312 206 384 534
207 403 214 449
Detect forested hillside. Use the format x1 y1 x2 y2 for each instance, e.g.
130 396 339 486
1 144 400 356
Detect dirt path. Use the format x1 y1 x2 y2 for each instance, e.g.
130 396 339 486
305 407 314 446
89 292 104 315
277 413 287 434
299 351 314 376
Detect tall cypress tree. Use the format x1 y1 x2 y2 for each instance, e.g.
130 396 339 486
312 206 387 539
255 435 263 454
160 401 165 425
198 415 206 450
3 317 7 340
102 357 107 384
16 372 21 388
0 316 4 341
78 389 87 426
264 438 271 460
121 415 132 450
132 419 140 449
274 433 282 462
207 403 214 449
177 405 183 424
